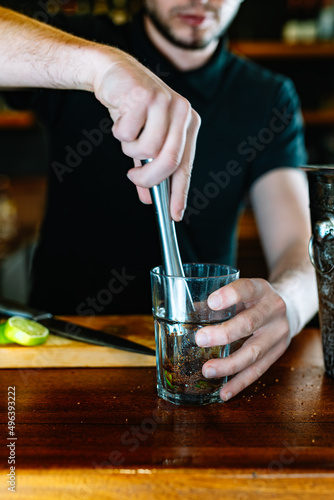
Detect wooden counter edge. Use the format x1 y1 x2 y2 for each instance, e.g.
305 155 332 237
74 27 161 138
2 467 334 500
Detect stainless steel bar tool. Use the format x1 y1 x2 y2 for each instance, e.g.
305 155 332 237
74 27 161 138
141 159 195 319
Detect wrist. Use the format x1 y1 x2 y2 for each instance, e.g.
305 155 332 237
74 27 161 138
59 42 112 93
48 38 124 94
271 285 303 339
83 44 127 99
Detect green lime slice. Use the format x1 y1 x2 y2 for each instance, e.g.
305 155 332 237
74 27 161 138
164 369 176 389
4 316 49 346
0 321 14 344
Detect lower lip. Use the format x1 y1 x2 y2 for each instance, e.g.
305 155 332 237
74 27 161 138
178 15 208 27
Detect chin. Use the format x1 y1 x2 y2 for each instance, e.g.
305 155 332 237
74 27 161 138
170 29 214 50
173 36 214 50
181 40 212 50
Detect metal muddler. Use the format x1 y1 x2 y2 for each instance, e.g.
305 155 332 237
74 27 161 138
141 159 195 319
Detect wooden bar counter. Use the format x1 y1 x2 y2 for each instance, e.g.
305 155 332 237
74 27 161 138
0 316 334 499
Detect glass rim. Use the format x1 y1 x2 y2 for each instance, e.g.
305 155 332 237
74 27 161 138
150 263 240 280
301 164 334 174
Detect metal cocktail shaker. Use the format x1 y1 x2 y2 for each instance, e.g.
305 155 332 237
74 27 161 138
302 165 334 378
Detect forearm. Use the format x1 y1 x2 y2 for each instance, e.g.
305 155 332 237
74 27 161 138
0 6 119 92
0 7 200 219
269 241 318 337
250 169 319 338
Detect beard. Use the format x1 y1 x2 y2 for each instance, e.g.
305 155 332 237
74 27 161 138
143 4 228 50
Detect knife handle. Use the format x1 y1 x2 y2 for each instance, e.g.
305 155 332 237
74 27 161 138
0 298 52 321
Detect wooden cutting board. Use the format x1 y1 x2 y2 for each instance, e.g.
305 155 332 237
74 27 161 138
0 315 156 368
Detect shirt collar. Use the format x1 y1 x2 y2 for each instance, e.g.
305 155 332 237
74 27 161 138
130 10 230 101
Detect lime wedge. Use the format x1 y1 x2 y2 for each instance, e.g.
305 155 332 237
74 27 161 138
0 321 14 344
4 316 49 346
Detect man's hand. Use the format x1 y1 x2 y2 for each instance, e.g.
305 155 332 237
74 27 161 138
195 278 290 401
199 169 318 401
0 7 200 222
93 50 201 221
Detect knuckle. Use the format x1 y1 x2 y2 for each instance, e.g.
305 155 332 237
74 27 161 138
113 119 138 143
131 86 151 103
111 121 122 140
261 299 273 317
249 344 262 364
280 319 291 344
118 100 132 115
251 365 264 381
192 109 201 127
243 279 257 298
276 294 287 316
186 161 194 177
120 141 133 157
165 154 181 174
120 130 137 143
145 144 161 159
176 96 191 118
178 166 192 186
253 278 267 295
222 326 233 345
156 89 172 108
242 312 257 334
135 137 161 159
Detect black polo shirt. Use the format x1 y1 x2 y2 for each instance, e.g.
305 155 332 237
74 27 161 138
5 11 307 314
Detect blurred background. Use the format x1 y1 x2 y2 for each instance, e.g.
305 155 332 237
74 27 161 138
1 0 334 305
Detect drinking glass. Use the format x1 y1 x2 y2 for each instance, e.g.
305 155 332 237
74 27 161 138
150 263 240 405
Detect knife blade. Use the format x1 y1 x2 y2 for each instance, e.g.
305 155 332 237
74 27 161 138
0 299 155 356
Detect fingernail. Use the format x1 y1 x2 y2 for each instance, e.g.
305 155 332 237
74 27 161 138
196 331 208 347
224 392 232 401
205 367 217 378
173 209 184 222
127 172 133 182
208 294 221 309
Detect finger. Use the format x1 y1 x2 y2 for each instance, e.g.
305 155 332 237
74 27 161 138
126 96 192 188
196 297 280 347
207 278 269 311
169 109 200 221
133 158 142 168
218 338 289 401
127 159 151 204
135 186 152 204
111 87 150 143
235 302 246 315
201 317 289 378
121 92 170 160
